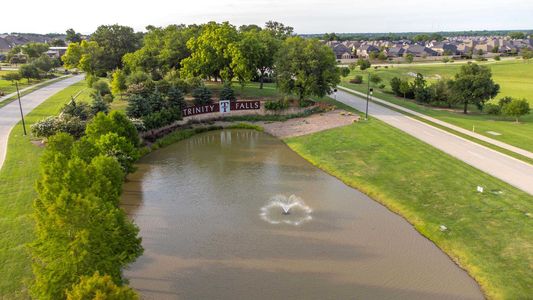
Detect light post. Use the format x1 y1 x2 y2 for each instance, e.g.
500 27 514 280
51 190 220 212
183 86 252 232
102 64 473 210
15 82 27 136
365 86 373 120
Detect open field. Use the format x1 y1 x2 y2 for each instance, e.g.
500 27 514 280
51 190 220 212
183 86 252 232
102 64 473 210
286 102 533 299
0 81 88 298
341 59 533 153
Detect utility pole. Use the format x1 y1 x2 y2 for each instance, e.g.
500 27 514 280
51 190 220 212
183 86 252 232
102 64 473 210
365 73 370 120
15 82 27 136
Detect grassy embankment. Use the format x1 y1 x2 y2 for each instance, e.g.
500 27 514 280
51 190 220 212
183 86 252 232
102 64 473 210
341 59 533 153
286 98 533 299
0 80 90 298
0 70 65 96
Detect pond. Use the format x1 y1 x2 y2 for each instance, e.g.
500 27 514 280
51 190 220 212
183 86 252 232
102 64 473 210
121 129 483 300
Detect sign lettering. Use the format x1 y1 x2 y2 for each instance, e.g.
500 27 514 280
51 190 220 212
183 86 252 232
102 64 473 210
182 101 261 117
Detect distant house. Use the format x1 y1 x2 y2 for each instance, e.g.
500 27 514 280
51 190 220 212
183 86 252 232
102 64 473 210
404 44 437 57
332 43 354 59
429 42 457 55
386 45 405 57
46 46 68 59
356 44 379 58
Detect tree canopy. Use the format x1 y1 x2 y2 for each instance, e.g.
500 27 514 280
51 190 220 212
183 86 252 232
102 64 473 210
91 24 141 71
275 36 340 101
449 63 500 113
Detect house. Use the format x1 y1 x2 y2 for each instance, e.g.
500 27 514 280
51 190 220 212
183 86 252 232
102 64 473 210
404 44 437 57
356 44 379 58
332 43 354 59
386 45 405 57
429 42 457 55
46 46 68 58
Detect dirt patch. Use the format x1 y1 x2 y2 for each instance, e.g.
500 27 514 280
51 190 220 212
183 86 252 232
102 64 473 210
260 110 358 138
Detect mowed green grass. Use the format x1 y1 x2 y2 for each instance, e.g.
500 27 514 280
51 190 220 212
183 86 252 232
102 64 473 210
0 70 56 96
341 60 533 153
0 80 88 298
285 117 533 300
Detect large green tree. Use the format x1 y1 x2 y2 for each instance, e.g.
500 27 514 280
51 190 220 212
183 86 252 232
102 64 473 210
122 24 199 77
91 24 141 71
449 63 500 114
62 40 106 76
229 29 280 88
181 22 239 82
275 37 340 101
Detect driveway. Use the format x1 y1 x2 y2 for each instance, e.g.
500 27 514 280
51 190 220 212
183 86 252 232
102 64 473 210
0 75 84 170
334 89 533 196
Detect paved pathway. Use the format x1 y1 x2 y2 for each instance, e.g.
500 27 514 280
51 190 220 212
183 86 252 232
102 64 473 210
0 75 84 170
334 88 533 196
338 86 533 160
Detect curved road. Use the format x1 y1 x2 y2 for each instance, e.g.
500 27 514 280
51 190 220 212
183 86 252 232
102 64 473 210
335 89 533 196
0 75 84 170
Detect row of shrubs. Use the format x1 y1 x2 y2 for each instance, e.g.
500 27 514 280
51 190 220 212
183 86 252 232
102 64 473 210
31 93 109 138
30 111 143 299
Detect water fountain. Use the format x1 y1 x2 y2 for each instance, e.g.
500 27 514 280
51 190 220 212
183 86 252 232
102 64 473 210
260 194 312 226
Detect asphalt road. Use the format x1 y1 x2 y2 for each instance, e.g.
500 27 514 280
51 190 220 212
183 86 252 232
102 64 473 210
334 89 533 196
0 75 84 170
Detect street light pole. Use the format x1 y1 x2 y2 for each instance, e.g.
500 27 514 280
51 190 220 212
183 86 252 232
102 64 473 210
15 82 27 136
365 73 370 120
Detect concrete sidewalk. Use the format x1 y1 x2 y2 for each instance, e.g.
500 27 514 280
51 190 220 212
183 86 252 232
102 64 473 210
0 75 84 170
337 85 533 160
334 88 533 195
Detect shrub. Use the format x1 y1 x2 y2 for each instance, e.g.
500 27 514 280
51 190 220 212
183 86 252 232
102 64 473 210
494 55 501 61
91 93 110 115
501 98 530 122
349 75 363 84
167 86 185 110
31 115 86 138
92 79 111 96
103 94 114 103
264 100 288 110
192 86 213 106
66 272 138 300
62 101 91 120
219 85 236 102
142 108 182 131
378 84 386 89
126 94 151 118
484 103 501 115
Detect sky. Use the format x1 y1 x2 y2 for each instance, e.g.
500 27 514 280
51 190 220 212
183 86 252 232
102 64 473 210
1 0 532 34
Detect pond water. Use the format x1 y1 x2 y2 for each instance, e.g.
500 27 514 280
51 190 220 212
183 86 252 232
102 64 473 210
122 129 483 300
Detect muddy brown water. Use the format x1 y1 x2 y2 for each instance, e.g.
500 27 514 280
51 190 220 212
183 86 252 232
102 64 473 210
121 129 483 300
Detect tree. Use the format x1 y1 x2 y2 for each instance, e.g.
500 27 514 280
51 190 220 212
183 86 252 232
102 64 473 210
22 43 49 60
390 77 402 96
92 79 111 97
449 63 500 114
111 69 127 97
90 93 110 115
219 84 236 102
19 63 40 82
91 24 141 71
66 28 82 43
66 272 138 300
85 111 139 147
412 73 431 103
62 41 106 76
95 133 139 173
181 22 239 82
192 86 213 105
275 36 340 102
123 24 199 76
357 58 371 70
2 72 21 82
404 53 414 63
521 49 533 62
377 51 387 61
369 74 382 85
33 54 54 74
509 32 525 39
399 80 412 99
229 29 280 88
339 67 350 77
264 21 293 39
429 79 453 107
49 39 66 47
167 86 185 110
501 98 530 122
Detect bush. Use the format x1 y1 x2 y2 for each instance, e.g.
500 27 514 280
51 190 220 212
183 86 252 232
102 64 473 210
62 101 91 120
126 94 151 118
484 103 501 115
103 94 114 103
349 75 363 84
494 55 501 61
66 272 138 300
31 115 86 138
91 93 110 115
264 100 288 110
501 98 530 122
92 79 111 96
192 86 213 106
378 84 386 89
219 85 236 102
142 108 182 131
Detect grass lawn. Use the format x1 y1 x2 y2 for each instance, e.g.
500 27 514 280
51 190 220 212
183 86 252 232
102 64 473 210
341 59 533 153
285 109 533 299
0 80 87 298
0 70 64 97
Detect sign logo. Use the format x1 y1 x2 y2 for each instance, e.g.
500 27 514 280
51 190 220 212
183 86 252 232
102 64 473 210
182 101 261 117
219 100 231 113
